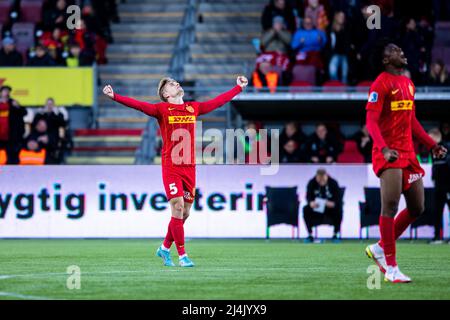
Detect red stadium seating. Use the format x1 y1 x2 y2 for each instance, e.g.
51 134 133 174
322 80 346 92
0 1 12 24
337 140 364 163
289 81 313 93
355 80 373 93
20 0 43 24
292 64 316 84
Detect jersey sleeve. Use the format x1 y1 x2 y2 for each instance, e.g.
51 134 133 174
365 79 386 112
113 94 160 118
197 85 242 115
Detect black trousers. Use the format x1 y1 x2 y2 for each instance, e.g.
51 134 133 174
434 183 450 239
303 205 342 235
0 140 20 164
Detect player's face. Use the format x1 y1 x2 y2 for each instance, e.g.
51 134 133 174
164 80 184 99
384 44 408 68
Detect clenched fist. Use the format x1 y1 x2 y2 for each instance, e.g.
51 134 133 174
103 85 114 99
237 76 248 88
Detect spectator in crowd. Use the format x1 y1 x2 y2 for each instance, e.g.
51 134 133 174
399 18 426 83
279 121 305 163
304 0 329 31
428 128 450 244
0 37 23 67
42 0 71 31
327 11 350 84
251 56 282 93
427 60 450 86
258 16 293 86
34 98 71 164
0 86 27 164
261 16 292 55
27 45 56 66
237 121 270 164
352 124 372 163
291 16 327 73
262 0 297 33
303 168 343 242
441 122 450 142
25 118 59 164
305 123 340 163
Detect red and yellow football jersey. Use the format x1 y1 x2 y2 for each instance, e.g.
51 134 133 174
366 71 416 153
113 85 242 167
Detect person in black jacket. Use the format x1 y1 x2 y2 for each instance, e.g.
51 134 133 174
305 123 341 163
27 45 56 67
279 121 305 163
0 37 23 67
303 168 343 242
0 86 27 164
261 0 297 33
428 128 450 244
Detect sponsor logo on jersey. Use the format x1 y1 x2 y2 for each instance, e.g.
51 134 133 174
408 173 423 184
168 115 196 124
390 100 413 111
391 89 399 95
368 92 378 102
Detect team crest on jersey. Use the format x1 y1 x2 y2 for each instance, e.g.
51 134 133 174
186 105 195 113
368 92 378 102
408 84 414 96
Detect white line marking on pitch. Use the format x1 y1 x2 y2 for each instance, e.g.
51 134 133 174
0 292 53 300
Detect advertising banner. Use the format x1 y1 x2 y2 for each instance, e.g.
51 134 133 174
0 67 94 106
0 165 445 238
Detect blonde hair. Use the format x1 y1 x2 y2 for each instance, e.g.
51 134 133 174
157 77 172 102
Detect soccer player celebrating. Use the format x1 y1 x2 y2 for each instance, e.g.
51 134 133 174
103 76 248 267
364 43 447 283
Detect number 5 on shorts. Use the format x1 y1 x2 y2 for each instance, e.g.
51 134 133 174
169 183 178 195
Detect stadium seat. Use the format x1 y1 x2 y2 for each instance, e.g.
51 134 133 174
337 140 364 163
322 80 346 92
359 187 381 239
0 1 12 24
410 188 437 239
11 22 35 56
289 80 313 93
20 0 43 24
265 186 300 239
292 64 316 84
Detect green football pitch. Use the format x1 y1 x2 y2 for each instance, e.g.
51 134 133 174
0 239 449 300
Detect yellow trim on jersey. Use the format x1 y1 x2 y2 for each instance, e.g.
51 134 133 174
390 100 413 111
168 115 196 124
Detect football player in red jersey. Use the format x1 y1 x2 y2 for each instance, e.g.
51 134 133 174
364 43 447 283
103 76 248 267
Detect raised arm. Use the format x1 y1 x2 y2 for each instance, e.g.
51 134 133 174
103 85 159 117
197 76 248 115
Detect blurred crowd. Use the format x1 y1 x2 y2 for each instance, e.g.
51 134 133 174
0 0 119 67
252 0 450 90
0 85 72 165
237 120 450 164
